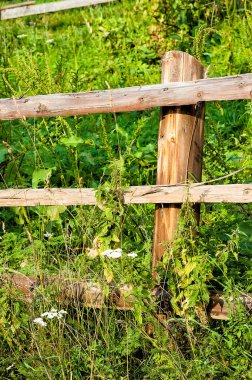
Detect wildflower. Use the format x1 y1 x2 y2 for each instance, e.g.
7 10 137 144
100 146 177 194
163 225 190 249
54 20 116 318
127 252 138 258
58 310 67 319
17 34 27 39
41 310 58 319
41 309 67 320
33 317 47 327
44 231 53 238
100 249 113 256
108 250 122 259
101 248 122 259
46 39 54 44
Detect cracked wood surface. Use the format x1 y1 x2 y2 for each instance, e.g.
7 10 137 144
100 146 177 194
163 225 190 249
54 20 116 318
0 184 251 207
153 51 205 268
0 73 251 119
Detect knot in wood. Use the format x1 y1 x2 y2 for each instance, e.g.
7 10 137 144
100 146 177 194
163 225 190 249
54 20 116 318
37 103 48 113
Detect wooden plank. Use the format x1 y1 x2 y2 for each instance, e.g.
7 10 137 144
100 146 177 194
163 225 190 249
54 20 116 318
0 2 35 11
153 51 205 269
0 184 251 207
0 0 114 20
0 73 251 120
2 274 252 320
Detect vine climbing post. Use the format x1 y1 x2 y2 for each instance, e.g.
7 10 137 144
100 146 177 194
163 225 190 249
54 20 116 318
152 51 205 272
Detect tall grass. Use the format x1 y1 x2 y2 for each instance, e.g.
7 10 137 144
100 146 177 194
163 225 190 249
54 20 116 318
0 0 251 379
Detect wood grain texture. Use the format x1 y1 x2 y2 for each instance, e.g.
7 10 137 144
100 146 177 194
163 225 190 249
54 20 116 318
153 51 205 269
0 73 251 120
0 0 114 20
0 184 251 207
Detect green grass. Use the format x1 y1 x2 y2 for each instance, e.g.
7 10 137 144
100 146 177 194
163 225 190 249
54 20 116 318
0 0 251 379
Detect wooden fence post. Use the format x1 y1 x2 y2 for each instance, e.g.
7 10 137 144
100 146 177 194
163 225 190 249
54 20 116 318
152 51 205 271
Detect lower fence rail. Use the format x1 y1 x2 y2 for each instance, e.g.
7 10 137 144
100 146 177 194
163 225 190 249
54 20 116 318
1 273 251 321
0 184 251 207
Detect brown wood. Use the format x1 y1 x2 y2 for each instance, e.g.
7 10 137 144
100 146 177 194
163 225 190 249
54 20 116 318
1 274 251 320
153 51 205 269
208 292 252 320
0 184 251 207
0 73 251 120
0 0 114 20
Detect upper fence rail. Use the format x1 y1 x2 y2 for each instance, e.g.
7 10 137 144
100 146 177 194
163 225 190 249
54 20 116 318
0 73 251 120
0 0 114 20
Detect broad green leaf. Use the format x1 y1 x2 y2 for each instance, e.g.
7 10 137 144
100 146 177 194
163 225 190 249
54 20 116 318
239 220 252 238
104 268 113 283
168 33 181 40
184 262 197 276
32 168 54 188
13 207 29 225
59 135 84 147
45 206 66 221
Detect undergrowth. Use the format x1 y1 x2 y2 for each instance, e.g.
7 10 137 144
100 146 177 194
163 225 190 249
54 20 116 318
0 0 251 379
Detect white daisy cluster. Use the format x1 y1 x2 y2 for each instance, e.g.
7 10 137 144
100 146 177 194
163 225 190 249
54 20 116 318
101 248 122 259
100 249 138 259
33 309 67 327
33 317 47 327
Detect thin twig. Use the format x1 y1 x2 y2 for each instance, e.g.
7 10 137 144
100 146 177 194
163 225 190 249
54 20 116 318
193 167 246 187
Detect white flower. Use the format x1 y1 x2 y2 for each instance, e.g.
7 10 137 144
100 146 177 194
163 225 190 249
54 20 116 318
44 231 53 238
41 311 58 319
127 252 138 258
108 248 122 259
108 251 122 259
33 317 47 327
41 309 67 320
46 39 54 44
17 34 27 39
101 248 122 259
58 310 67 318
100 249 113 257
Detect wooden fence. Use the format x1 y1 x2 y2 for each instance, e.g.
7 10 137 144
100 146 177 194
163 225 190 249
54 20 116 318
0 50 251 319
0 73 251 119
0 0 114 20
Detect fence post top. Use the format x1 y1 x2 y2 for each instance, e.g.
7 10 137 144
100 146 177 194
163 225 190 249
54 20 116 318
162 50 204 67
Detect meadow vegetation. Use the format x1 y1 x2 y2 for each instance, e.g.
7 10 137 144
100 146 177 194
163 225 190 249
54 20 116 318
0 0 251 378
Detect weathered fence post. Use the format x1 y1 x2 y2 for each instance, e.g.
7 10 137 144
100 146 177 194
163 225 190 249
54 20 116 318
152 51 205 271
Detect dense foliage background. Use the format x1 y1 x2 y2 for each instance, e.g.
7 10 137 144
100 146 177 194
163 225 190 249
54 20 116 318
0 0 251 379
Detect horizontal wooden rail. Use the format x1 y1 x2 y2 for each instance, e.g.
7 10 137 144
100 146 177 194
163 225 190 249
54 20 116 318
0 184 251 207
0 0 114 20
2 274 252 320
0 73 251 120
0 2 35 11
